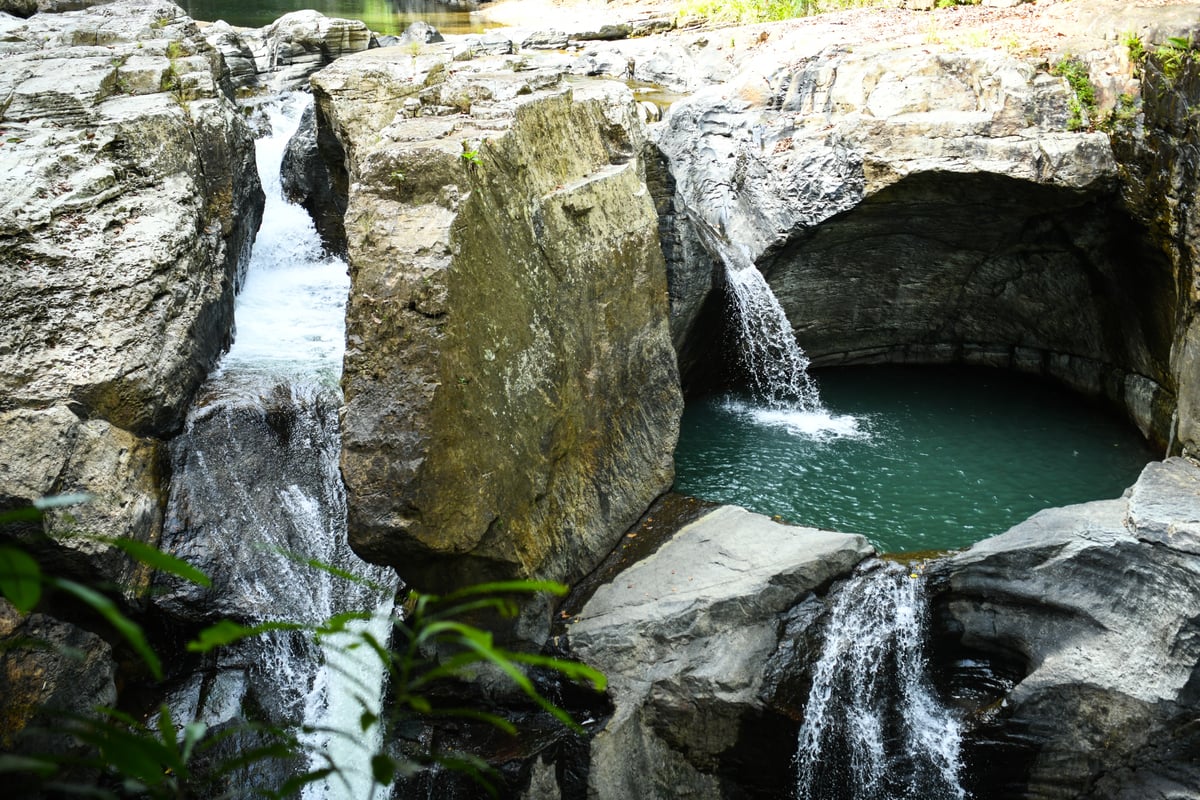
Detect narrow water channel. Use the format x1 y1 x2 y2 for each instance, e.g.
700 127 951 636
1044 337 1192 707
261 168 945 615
158 93 397 798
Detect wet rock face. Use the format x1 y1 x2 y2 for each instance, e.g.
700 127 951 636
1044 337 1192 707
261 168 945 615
0 0 261 585
928 457 1200 800
314 48 682 632
153 386 347 625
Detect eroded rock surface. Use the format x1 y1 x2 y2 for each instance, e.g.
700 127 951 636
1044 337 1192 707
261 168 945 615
313 47 682 637
569 505 873 799
930 456 1200 799
653 8 1199 449
204 10 374 94
0 0 261 587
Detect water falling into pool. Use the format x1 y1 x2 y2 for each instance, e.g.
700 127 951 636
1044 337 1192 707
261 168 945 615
692 215 823 411
160 93 397 799
794 562 966 800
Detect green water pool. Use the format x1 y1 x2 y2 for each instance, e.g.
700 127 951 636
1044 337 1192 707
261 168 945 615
673 366 1156 554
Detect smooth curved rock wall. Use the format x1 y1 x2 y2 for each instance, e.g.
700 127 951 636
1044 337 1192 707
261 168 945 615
928 457 1200 799
655 33 1196 449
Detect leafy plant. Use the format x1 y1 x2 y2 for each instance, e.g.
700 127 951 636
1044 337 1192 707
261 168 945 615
1051 56 1097 131
461 148 483 167
1154 35 1195 82
1123 31 1145 63
1 498 605 798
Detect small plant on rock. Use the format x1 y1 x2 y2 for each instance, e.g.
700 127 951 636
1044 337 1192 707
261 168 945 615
1051 55 1097 131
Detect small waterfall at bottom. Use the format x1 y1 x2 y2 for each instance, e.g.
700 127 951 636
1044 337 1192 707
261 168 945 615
794 562 966 800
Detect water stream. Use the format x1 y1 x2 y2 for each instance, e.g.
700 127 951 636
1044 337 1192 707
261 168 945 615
794 563 966 800
161 93 397 798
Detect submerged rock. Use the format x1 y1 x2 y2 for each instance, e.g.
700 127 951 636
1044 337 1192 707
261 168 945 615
929 456 1200 799
569 505 873 799
314 48 682 638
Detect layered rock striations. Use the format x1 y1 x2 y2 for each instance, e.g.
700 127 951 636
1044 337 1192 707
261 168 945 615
654 8 1200 450
312 47 682 633
1115 51 1200 457
929 456 1200 799
0 0 261 745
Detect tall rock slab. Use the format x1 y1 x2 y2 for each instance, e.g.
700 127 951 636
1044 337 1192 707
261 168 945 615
313 48 682 631
0 0 262 587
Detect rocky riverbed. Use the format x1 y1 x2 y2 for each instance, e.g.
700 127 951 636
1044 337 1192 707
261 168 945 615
2 0 1200 797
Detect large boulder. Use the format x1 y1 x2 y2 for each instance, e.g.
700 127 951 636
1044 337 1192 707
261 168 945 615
929 456 1200 799
568 505 873 799
312 47 682 637
0 0 261 584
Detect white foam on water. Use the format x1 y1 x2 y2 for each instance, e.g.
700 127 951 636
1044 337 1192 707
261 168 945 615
215 93 349 391
722 397 870 442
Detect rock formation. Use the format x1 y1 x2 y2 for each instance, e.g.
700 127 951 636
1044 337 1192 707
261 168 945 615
569 505 872 798
312 46 682 636
652 4 1200 452
204 10 374 94
928 456 1200 799
0 0 261 746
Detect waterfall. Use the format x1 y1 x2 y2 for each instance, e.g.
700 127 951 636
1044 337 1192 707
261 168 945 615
160 93 397 799
689 213 862 439
794 562 966 800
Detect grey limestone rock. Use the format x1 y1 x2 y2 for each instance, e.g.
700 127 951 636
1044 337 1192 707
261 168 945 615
931 456 1200 799
313 49 682 640
570 505 873 799
0 0 261 586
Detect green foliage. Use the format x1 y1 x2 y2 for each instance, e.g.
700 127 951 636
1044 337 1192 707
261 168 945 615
461 148 483 167
1051 56 1097 132
1154 35 1196 82
1 497 606 798
674 0 885 25
1123 31 1145 63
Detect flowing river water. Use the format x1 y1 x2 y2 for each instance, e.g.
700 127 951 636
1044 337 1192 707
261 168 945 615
161 94 397 799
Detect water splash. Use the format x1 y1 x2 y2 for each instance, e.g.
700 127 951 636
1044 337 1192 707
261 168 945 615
794 562 966 800
216 94 349 392
162 93 396 799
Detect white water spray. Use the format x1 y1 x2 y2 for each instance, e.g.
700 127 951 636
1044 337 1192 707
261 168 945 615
794 563 966 800
177 94 398 799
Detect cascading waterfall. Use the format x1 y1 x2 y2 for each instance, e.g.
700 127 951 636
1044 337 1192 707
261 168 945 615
794 562 966 800
162 93 397 799
689 213 861 438
692 215 822 410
